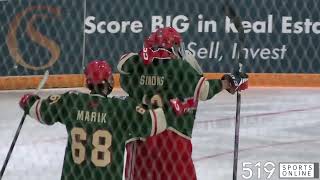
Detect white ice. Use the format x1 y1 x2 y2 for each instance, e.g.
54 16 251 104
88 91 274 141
0 87 319 180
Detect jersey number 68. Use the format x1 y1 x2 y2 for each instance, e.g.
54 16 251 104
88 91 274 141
71 128 112 167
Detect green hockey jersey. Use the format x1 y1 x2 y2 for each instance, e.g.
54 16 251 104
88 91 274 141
118 51 223 139
28 91 166 180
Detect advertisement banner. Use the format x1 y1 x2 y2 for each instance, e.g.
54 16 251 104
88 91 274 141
1 0 319 76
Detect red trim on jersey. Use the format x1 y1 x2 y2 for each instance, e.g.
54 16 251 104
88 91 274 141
129 142 137 180
35 100 41 123
151 110 158 136
125 143 134 180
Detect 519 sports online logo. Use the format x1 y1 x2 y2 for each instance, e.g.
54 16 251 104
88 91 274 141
241 161 319 179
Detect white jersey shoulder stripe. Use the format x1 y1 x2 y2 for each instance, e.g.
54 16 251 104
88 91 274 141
150 109 157 136
184 50 203 75
117 52 138 75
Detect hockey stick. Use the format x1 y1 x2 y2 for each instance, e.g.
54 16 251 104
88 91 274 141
223 3 245 180
0 70 49 179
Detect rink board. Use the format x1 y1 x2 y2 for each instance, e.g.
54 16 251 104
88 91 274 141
1 0 320 90
1 73 320 90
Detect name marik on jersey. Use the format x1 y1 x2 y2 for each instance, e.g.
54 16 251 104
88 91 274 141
77 110 107 123
140 75 164 86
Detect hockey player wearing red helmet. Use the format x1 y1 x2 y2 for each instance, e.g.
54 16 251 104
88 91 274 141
18 60 180 180
84 60 114 96
118 27 248 180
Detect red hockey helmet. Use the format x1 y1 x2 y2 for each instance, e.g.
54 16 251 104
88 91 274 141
144 27 182 49
142 27 186 64
84 60 112 85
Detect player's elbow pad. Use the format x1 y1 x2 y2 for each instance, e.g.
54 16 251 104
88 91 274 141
28 99 44 123
150 108 167 136
198 80 210 101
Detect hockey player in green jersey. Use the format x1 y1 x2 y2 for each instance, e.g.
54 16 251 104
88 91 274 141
19 60 170 180
118 27 248 180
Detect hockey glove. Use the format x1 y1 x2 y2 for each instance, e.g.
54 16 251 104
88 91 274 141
169 98 197 116
19 94 40 114
221 72 249 94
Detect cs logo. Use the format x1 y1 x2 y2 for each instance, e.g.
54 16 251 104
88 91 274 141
6 6 61 70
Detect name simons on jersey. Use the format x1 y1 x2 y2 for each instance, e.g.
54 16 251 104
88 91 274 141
77 110 107 123
140 75 164 86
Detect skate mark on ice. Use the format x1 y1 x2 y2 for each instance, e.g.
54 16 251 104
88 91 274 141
194 139 320 162
196 106 320 124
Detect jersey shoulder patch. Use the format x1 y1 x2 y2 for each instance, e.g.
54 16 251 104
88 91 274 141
47 94 62 104
117 52 139 75
57 91 85 101
47 91 81 104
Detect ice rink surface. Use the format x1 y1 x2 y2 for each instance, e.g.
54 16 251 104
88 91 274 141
0 87 319 180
